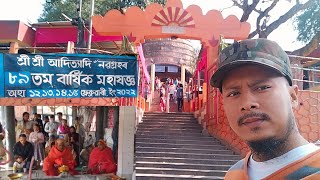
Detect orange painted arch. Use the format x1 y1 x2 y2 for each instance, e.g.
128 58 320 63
92 0 251 46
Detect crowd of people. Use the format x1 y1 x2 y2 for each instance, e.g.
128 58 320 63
10 112 117 176
155 77 184 112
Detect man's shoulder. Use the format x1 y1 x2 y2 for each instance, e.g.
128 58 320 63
228 159 246 171
224 159 247 180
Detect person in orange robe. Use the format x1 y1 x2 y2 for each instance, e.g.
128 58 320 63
43 138 77 176
88 139 117 174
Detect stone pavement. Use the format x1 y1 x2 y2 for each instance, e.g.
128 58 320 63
0 167 114 179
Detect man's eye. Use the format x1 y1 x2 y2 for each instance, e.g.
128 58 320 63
256 85 271 91
226 91 240 97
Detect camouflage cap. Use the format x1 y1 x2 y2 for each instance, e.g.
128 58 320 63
210 38 293 90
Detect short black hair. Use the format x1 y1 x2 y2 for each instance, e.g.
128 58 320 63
57 112 62 115
70 126 76 131
50 115 55 118
19 134 27 138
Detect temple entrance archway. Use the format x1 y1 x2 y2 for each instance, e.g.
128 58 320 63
92 1 250 177
93 0 250 113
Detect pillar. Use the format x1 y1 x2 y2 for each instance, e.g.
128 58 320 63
102 106 108 130
6 42 18 167
181 64 186 89
95 106 104 140
67 41 77 123
197 70 201 91
72 106 78 125
150 64 155 99
67 41 75 54
4 106 15 166
117 106 135 179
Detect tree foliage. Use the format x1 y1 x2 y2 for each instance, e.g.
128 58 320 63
38 0 167 22
231 0 315 39
294 0 320 43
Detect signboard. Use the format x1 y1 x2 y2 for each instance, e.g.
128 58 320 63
0 53 138 98
167 66 178 73
162 26 185 34
155 65 165 72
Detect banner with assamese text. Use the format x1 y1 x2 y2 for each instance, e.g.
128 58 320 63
0 53 138 98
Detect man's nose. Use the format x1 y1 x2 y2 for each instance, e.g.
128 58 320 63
240 92 259 112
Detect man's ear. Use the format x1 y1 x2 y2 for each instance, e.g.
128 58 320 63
290 85 299 108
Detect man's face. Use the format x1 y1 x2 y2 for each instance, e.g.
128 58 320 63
19 137 27 145
58 114 62 119
56 140 65 151
221 65 298 142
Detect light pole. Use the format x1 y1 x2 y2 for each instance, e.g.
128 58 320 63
87 0 95 53
74 0 86 52
45 0 86 52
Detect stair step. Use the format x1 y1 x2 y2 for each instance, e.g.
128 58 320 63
135 167 227 177
135 173 224 180
143 116 196 120
136 152 241 160
138 127 202 130
136 147 235 155
142 120 198 124
135 138 221 144
138 124 201 128
135 157 239 165
137 112 239 179
141 122 199 125
135 134 213 140
135 161 232 171
136 143 225 150
144 113 193 116
137 129 203 134
136 131 203 136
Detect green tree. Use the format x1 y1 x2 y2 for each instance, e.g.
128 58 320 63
38 0 167 22
295 0 319 43
291 0 320 56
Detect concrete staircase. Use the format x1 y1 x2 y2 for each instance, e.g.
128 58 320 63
135 112 242 180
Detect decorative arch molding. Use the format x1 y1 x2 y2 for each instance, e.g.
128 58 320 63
151 7 195 27
92 0 250 46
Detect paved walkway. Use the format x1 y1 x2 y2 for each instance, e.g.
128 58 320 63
0 167 114 179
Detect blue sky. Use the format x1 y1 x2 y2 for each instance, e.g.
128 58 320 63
0 0 305 51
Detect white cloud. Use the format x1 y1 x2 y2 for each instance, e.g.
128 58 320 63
0 0 44 23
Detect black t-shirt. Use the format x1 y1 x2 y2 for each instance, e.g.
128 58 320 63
13 141 34 161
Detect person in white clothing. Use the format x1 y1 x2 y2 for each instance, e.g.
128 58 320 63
44 115 59 138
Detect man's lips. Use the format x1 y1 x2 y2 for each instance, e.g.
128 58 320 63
241 118 264 127
242 117 264 124
238 112 271 127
